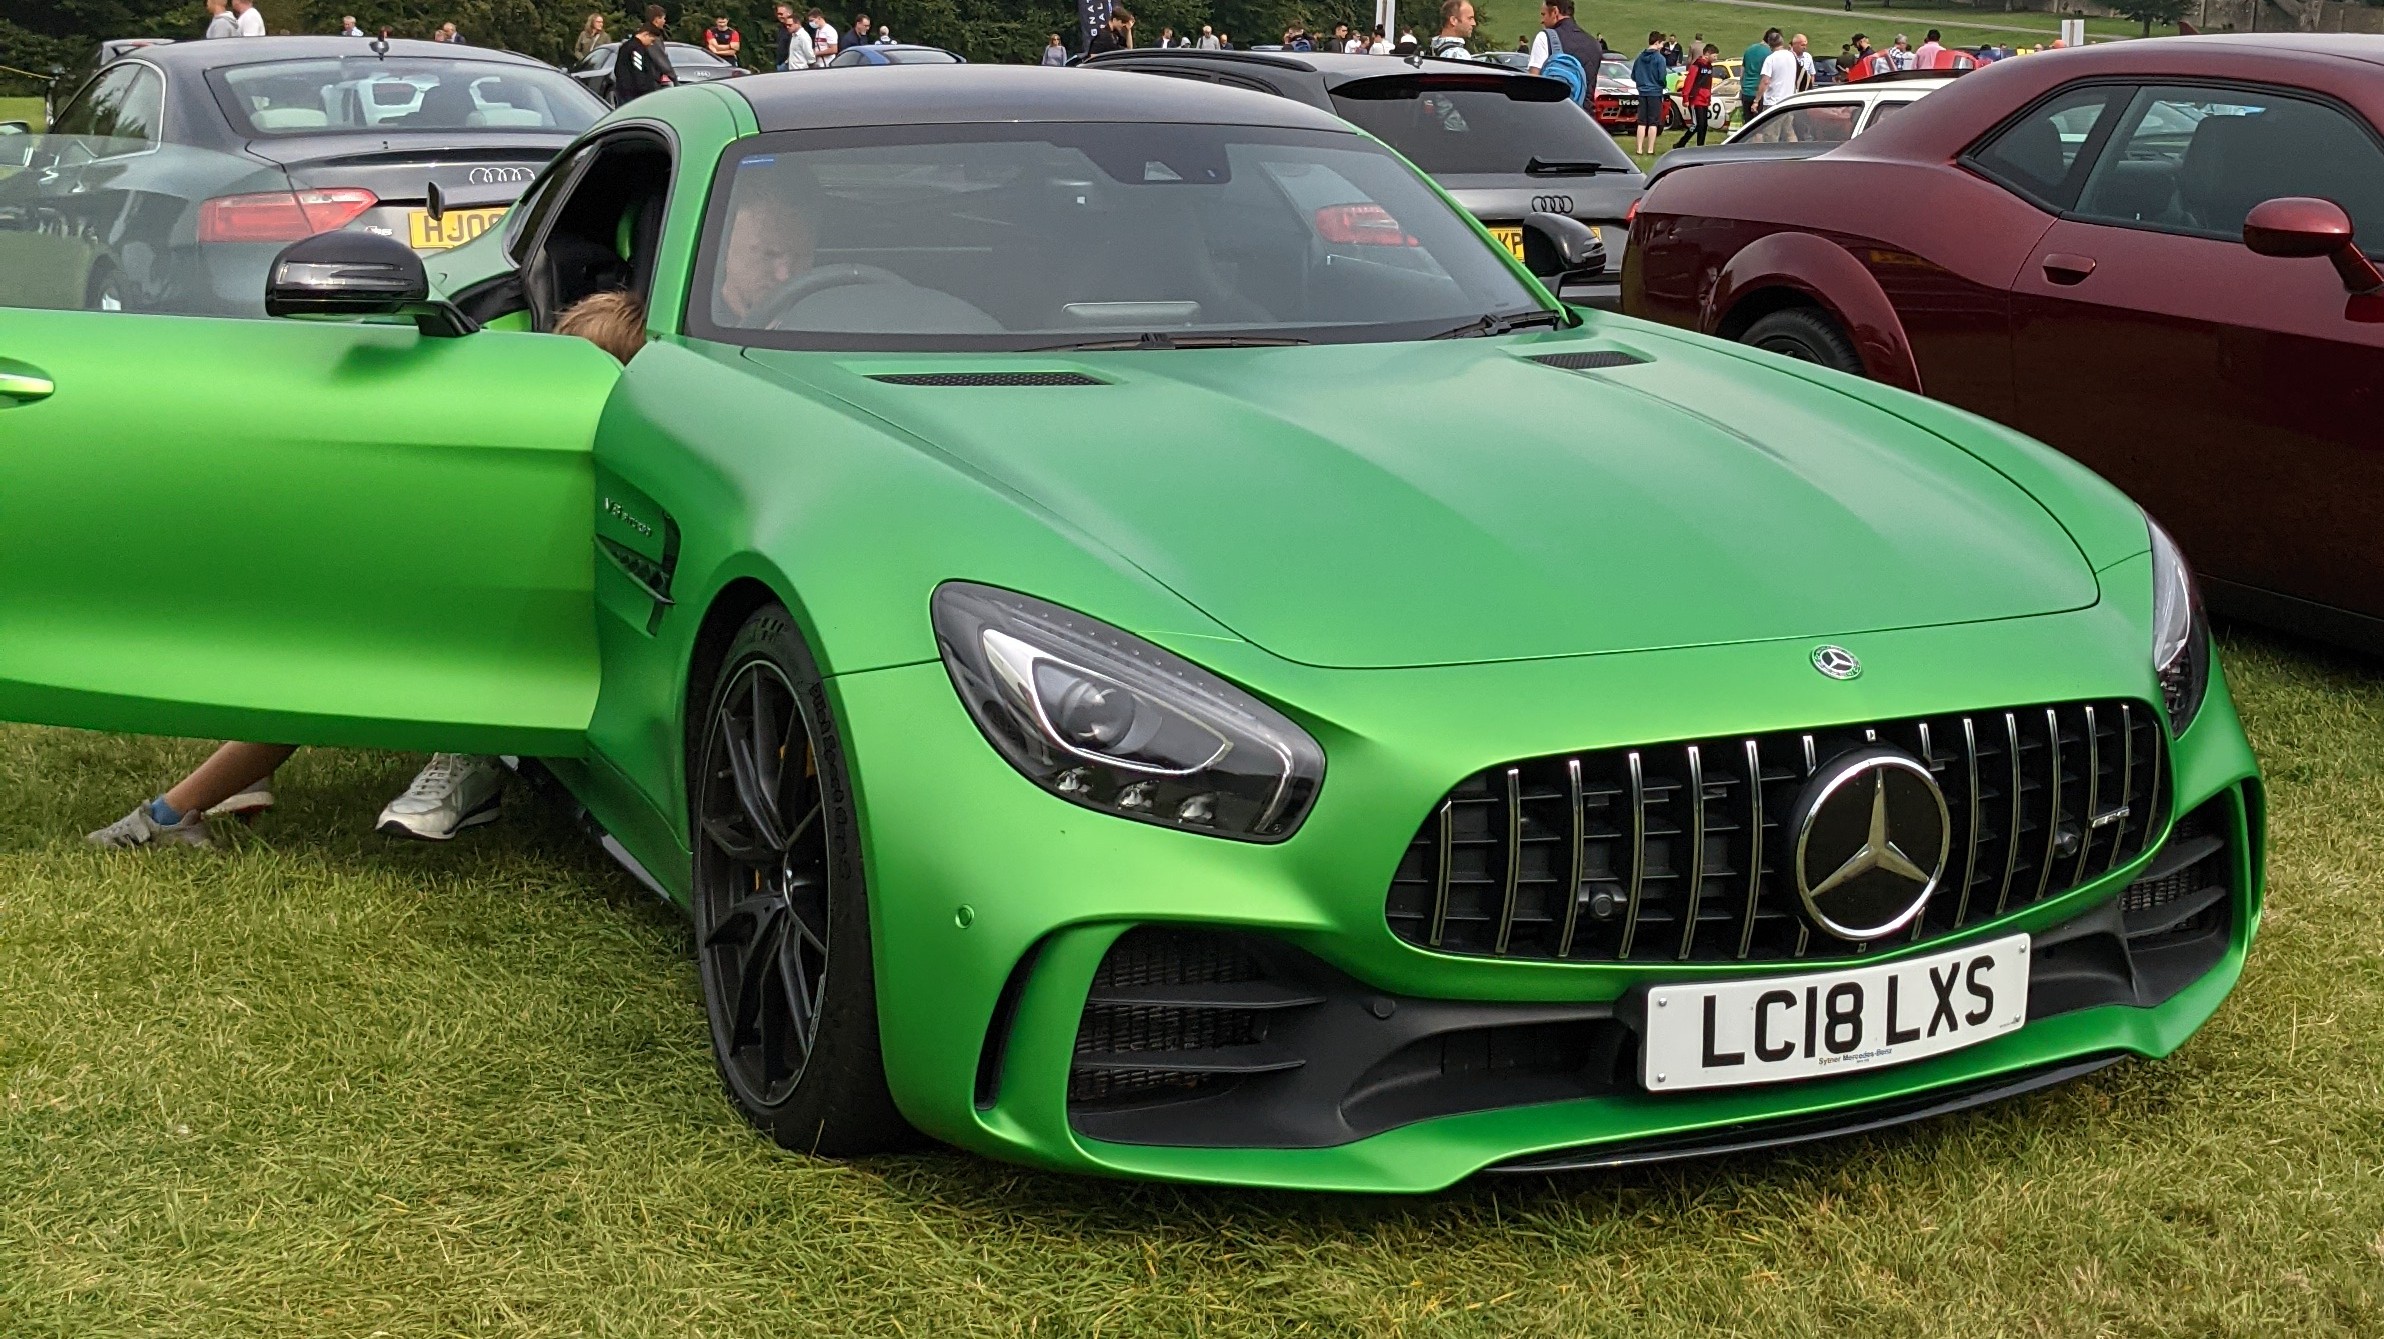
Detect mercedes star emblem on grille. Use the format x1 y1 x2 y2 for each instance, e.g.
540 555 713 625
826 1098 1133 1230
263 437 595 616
1791 748 1951 941
1812 644 1862 679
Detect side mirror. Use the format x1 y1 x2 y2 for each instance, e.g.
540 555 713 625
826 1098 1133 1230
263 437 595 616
2244 196 2383 295
1520 210 1606 284
0 121 29 135
265 230 478 336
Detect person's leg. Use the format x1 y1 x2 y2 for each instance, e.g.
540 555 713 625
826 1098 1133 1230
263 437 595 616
163 742 297 815
89 742 296 849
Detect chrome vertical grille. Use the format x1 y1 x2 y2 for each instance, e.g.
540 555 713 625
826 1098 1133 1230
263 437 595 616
1382 699 2167 964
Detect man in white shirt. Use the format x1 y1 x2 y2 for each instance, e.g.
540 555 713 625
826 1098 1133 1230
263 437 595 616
231 0 266 37
339 14 363 35
1756 32 1813 112
1430 0 1474 59
1889 34 1914 70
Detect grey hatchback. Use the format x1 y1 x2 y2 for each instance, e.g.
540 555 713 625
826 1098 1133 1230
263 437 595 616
1081 50 1644 305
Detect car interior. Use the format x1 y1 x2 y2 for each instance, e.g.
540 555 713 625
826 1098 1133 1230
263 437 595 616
524 135 672 331
2076 93 2384 251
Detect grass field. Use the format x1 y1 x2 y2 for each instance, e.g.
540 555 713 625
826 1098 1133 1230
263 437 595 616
1 630 2378 1337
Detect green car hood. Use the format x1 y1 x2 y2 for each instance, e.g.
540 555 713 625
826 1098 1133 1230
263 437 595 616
747 335 2099 669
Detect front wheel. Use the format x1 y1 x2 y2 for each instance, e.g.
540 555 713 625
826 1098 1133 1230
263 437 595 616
689 603 910 1154
1739 306 1865 376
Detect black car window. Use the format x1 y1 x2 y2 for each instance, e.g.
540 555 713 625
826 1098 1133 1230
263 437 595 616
1963 84 2123 212
524 132 674 329
688 122 1549 351
50 65 164 144
1329 74 1631 176
2073 84 2384 258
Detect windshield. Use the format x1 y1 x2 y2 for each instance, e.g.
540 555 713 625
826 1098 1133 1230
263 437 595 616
690 123 1549 352
209 57 601 137
1329 76 1631 176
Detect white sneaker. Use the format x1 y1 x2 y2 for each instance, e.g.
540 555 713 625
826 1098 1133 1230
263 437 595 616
204 779 276 822
376 753 504 841
89 803 214 849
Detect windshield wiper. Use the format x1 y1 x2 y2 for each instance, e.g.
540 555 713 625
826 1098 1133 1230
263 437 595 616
1526 157 1611 176
1428 308 1570 340
1028 332 1314 352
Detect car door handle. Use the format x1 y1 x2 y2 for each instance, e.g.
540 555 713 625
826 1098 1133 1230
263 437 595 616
0 368 54 403
2041 253 2097 285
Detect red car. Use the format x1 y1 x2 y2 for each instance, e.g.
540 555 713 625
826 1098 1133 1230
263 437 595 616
1623 35 2384 652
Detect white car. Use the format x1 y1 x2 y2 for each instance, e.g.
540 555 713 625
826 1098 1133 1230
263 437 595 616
1728 72 1957 147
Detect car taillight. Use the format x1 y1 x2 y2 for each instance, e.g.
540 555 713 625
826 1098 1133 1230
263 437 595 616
1312 203 1417 247
1626 198 1640 224
197 188 378 243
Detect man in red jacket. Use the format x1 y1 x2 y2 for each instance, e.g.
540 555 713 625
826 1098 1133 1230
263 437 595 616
1674 42 1718 147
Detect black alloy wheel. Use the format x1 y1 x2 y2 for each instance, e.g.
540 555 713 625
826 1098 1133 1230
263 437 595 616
690 604 909 1154
1740 306 1865 376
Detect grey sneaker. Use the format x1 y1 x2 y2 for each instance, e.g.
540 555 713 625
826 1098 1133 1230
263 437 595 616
376 753 504 841
204 779 276 822
88 804 213 849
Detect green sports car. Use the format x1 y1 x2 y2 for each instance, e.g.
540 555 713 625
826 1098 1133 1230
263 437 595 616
0 67 2262 1191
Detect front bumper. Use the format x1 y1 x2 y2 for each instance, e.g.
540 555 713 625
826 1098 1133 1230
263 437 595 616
834 589 2262 1191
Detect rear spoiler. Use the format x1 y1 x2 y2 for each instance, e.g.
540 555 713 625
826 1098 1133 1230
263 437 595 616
1644 142 1831 190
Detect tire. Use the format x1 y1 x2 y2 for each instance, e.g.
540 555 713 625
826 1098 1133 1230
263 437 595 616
1740 306 1865 376
689 603 911 1155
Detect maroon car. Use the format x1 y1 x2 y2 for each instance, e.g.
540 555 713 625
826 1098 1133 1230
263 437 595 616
1623 35 2384 652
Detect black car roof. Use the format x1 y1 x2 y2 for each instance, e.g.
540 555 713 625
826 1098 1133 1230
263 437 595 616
132 35 557 72
1085 48 1533 89
732 64 1351 131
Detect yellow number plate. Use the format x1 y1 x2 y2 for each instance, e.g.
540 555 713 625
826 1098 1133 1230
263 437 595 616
1490 225 1526 262
407 206 506 250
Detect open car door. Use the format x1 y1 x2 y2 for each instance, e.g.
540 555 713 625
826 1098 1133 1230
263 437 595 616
0 139 616 754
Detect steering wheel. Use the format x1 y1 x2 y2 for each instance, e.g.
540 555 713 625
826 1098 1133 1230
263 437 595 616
749 264 910 329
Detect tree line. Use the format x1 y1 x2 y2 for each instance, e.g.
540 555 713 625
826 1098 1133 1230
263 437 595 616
5 0 1505 90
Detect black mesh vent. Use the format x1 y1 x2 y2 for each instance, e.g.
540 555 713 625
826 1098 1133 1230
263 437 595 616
1385 700 2169 964
866 371 1104 387
1527 350 1648 372
1069 928 1316 1108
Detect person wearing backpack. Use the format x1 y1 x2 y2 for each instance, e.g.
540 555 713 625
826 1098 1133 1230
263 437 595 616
1526 0 1602 104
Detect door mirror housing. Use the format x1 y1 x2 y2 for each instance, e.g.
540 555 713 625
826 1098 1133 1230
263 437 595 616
0 121 29 135
265 231 480 336
1520 210 1607 284
2244 196 2383 295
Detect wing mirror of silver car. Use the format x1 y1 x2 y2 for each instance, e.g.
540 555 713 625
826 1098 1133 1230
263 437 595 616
2244 196 2384 296
1520 210 1607 285
265 231 480 338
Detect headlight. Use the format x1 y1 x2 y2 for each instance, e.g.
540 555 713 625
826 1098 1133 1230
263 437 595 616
2149 519 2210 734
932 583 1325 841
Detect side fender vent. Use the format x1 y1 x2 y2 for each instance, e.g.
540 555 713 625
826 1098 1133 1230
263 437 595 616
1526 350 1648 372
867 371 1105 387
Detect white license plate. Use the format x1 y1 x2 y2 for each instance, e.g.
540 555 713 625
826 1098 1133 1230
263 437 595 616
1642 934 2030 1092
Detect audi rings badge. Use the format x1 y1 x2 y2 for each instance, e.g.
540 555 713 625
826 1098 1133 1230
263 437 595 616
468 165 535 186
1530 194 1573 215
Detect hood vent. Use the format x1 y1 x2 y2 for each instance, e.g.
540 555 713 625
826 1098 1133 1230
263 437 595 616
867 371 1104 387
1527 350 1648 372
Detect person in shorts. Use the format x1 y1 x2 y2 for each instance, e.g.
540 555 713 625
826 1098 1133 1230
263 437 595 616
1630 30 1670 155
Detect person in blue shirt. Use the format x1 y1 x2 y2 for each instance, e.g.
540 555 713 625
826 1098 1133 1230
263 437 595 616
1631 31 1670 154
